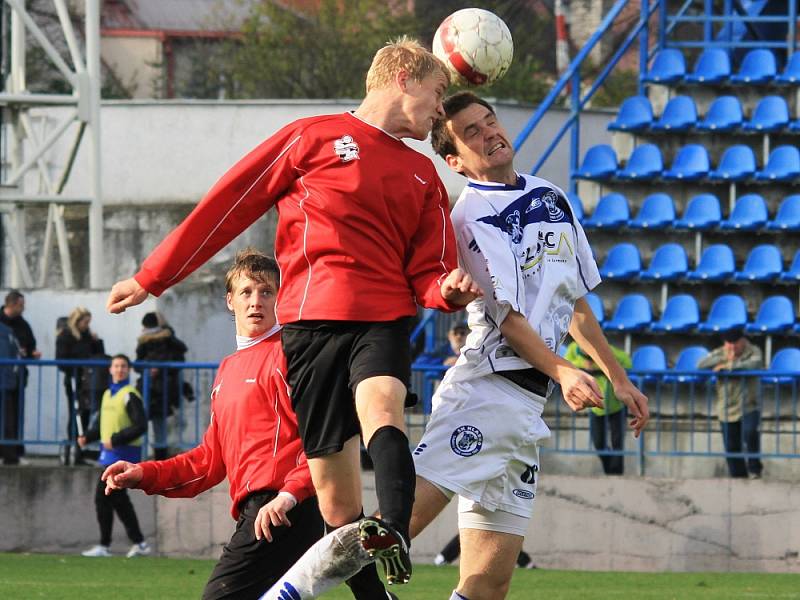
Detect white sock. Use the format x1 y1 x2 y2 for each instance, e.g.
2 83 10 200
259 522 374 600
450 591 470 600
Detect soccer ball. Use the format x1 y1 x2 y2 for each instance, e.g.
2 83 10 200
432 8 513 87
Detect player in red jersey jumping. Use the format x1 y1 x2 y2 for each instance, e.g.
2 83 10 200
106 37 481 591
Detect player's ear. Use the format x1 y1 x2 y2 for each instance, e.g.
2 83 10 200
445 153 464 173
395 69 410 92
225 292 234 313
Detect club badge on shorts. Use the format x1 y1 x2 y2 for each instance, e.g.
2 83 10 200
450 425 483 456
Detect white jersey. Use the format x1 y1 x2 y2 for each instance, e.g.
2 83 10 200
443 173 601 395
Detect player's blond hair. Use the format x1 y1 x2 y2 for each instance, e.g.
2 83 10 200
365 35 450 92
225 248 280 294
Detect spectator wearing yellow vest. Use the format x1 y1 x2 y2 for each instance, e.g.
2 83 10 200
78 354 150 558
564 341 632 475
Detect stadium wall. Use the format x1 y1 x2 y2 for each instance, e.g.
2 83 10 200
2 466 798 573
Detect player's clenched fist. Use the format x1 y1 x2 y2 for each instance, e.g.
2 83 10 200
107 277 149 314
101 460 144 494
440 268 483 307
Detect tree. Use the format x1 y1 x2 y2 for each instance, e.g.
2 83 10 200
227 0 421 99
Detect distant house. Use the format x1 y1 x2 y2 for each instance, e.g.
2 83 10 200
100 0 252 98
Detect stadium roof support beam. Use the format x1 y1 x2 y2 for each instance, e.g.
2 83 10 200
0 0 102 289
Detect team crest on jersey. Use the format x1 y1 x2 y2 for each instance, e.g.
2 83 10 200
333 135 360 162
450 425 483 457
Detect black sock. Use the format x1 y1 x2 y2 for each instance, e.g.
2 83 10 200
325 512 388 600
441 533 461 563
368 425 414 544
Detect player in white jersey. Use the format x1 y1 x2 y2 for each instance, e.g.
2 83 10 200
261 92 649 600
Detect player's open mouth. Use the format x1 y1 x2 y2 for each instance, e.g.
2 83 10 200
487 142 506 156
247 313 263 320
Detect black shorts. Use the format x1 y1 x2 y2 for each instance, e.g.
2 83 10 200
202 491 323 600
281 318 413 458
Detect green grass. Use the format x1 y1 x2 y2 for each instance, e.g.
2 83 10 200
1 553 799 599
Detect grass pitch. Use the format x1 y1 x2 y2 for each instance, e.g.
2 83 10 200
1 553 798 599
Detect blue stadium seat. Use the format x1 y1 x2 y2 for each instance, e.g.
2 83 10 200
662 144 710 181
582 193 629 230
567 193 584 222
575 144 618 180
685 48 731 84
756 145 800 182
628 193 675 229
650 95 697 132
651 294 699 333
707 145 756 182
730 49 777 85
604 294 652 332
734 244 783 282
767 195 800 231
761 348 800 385
642 48 686 84
616 143 663 181
745 295 795 335
673 193 721 231
640 243 688 281
608 95 653 132
742 96 790 133
789 119 800 133
776 52 800 85
697 294 748 333
696 96 743 132
599 243 641 281
779 249 800 282
663 345 710 384
631 345 667 385
687 244 735 281
584 292 605 325
719 194 768 231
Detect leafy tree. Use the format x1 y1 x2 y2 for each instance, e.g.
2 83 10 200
227 0 421 99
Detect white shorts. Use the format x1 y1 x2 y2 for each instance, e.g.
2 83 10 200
413 374 551 521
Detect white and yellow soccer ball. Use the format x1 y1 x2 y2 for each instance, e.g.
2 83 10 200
432 8 514 87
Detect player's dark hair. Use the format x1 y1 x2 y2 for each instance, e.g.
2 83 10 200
431 91 496 159
110 353 131 367
4 289 23 306
225 248 280 293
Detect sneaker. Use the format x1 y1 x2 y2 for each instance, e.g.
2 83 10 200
748 472 762 480
433 553 447 566
358 517 412 586
81 544 112 557
126 541 151 558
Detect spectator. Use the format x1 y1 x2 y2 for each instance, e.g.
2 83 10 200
135 311 190 460
78 353 150 558
697 329 764 479
0 321 21 465
441 321 469 367
0 290 40 462
56 307 105 466
564 340 632 475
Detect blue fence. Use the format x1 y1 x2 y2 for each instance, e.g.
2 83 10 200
1 360 798 473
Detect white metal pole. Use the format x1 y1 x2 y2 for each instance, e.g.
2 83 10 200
8 0 26 287
85 0 102 289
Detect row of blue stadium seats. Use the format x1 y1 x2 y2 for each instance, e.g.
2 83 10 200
643 47 798 86
609 94 798 134
626 345 800 385
599 243 800 284
571 192 800 232
576 143 800 182
586 292 800 336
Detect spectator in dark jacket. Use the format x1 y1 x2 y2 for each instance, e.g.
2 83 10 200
135 311 190 459
56 307 105 465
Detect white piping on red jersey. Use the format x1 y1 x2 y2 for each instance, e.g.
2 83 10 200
435 185 450 284
166 135 302 285
295 168 313 320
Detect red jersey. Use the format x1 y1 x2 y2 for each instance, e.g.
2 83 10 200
135 112 460 323
136 331 313 519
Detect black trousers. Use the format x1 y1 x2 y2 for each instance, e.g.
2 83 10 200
589 409 625 475
94 477 145 547
203 491 324 600
1 387 22 464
